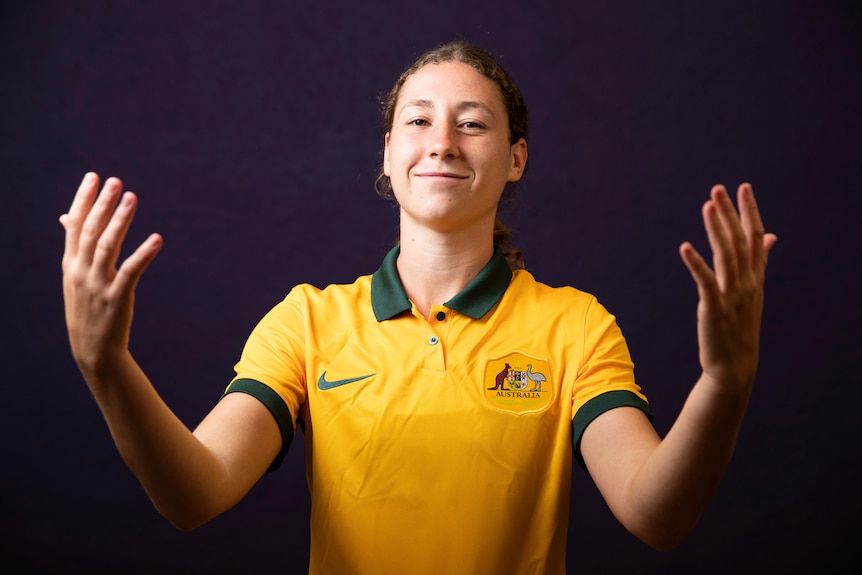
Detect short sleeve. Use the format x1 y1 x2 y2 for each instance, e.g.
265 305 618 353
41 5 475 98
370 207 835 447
222 288 311 470
570 297 652 470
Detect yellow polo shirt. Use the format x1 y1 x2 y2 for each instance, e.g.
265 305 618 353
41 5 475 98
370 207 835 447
225 246 650 574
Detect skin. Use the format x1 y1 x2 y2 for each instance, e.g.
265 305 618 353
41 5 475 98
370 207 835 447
582 183 777 549
383 61 527 316
60 175 279 530
60 61 776 546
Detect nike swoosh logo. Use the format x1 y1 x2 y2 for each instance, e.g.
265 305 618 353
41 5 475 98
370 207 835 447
317 371 375 390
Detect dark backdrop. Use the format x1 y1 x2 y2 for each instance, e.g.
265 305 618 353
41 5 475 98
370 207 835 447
3 1 860 573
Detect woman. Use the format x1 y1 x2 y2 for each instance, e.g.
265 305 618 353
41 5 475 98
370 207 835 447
60 41 777 574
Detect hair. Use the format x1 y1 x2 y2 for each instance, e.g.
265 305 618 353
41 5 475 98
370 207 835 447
375 40 529 269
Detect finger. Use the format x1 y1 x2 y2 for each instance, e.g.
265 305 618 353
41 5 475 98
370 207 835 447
61 172 101 260
90 191 139 282
111 233 163 299
701 186 737 293
77 177 124 268
763 233 778 267
713 184 750 285
737 183 767 273
679 241 723 316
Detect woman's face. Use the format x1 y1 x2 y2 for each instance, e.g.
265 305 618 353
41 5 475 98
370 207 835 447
383 61 527 234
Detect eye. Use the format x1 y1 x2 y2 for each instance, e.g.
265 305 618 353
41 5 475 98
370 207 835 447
407 118 430 127
460 120 486 130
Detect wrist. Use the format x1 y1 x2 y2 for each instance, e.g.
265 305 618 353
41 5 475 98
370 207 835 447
76 346 135 392
697 371 754 408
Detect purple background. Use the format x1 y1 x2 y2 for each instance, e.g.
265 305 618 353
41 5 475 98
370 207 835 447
3 1 861 572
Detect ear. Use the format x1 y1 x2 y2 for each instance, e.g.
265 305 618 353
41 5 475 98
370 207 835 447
507 138 528 182
383 132 391 177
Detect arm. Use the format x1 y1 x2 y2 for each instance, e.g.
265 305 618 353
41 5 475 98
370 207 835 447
580 183 778 551
60 173 281 530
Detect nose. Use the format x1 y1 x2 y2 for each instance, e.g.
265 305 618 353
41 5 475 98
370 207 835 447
428 123 459 158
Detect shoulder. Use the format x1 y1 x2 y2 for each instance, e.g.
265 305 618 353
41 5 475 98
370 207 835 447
244 273 376 351
505 270 623 334
285 273 373 305
263 274 375 327
508 269 601 308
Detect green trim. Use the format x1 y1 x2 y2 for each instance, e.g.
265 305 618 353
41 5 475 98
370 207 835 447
445 246 512 319
371 246 412 321
571 390 653 471
370 245 512 321
222 378 294 472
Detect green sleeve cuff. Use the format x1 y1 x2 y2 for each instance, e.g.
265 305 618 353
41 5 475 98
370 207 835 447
222 378 295 471
571 390 653 471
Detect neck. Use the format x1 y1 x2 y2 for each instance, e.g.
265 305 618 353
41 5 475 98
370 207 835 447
395 219 495 318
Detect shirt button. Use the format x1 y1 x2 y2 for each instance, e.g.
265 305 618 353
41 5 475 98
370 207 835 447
435 311 446 321
428 336 439 345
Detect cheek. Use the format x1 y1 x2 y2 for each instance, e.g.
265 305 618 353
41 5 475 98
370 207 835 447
477 153 515 186
385 143 415 177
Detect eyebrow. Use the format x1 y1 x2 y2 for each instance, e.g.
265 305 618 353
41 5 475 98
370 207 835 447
399 99 497 117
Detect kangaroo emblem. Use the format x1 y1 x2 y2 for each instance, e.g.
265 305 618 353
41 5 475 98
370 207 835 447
488 363 511 390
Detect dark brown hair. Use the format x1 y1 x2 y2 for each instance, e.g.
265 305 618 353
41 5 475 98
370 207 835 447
375 40 529 269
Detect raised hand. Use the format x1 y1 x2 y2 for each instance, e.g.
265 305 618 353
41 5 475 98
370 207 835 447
59 172 162 378
679 183 778 393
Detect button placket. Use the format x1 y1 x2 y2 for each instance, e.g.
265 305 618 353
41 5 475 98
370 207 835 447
424 307 449 371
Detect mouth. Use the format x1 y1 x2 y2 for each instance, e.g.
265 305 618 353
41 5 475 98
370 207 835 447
414 171 469 180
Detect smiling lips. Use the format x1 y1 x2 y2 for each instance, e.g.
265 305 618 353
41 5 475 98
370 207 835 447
414 171 469 180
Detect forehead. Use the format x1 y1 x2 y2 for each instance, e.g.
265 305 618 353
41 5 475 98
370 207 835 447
396 61 505 114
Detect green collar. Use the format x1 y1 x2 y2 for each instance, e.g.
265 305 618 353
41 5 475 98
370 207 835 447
371 245 513 321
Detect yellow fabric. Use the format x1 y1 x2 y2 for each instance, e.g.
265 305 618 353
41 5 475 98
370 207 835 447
229 264 647 574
